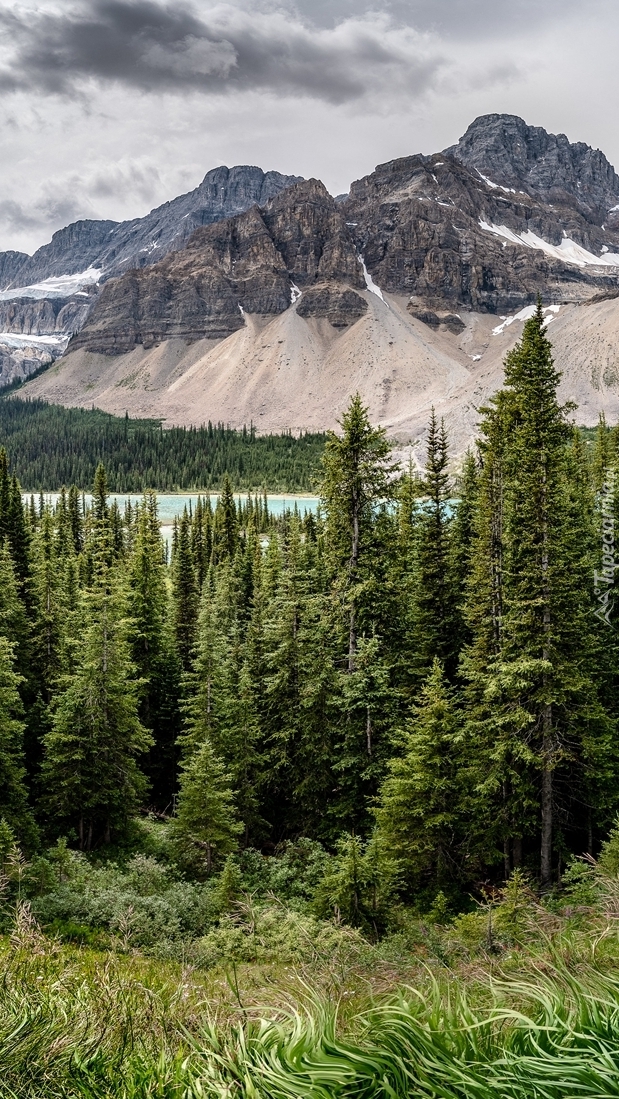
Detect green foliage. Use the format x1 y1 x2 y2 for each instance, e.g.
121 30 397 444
40 575 152 848
0 639 36 847
171 738 242 874
0 397 326 491
375 659 482 899
313 832 399 935
597 815 619 875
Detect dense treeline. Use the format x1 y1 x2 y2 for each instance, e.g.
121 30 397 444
2 305 619 917
0 397 326 492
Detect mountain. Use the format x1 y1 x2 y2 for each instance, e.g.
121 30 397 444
0 166 301 385
59 116 619 356
68 179 366 355
13 114 619 454
444 113 619 222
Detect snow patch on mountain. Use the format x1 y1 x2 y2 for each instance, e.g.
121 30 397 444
0 268 102 301
479 222 619 268
477 171 516 194
358 255 385 302
0 332 69 350
492 304 561 335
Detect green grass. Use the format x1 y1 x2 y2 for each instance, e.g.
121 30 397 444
4 931 619 1097
5 856 619 1096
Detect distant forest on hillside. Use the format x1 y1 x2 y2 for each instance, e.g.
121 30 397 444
0 397 326 492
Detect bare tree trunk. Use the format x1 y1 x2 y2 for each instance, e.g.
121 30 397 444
366 706 372 757
540 456 553 892
540 706 553 890
348 605 357 673
513 836 522 867
348 495 360 673
503 837 511 880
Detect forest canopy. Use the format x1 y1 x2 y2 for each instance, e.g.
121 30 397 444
0 304 618 928
0 396 326 492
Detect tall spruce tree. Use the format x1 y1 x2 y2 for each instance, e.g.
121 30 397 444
172 509 199 673
0 636 36 848
129 493 181 807
375 659 476 899
41 576 152 848
321 393 398 673
412 410 459 679
462 303 614 887
172 737 242 874
42 470 152 847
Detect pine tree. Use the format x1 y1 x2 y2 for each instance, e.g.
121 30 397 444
321 393 398 673
7 474 31 589
313 832 397 935
129 493 181 807
213 475 238 563
374 659 476 898
68 485 83 556
462 303 613 887
172 737 242 874
412 409 459 678
41 573 152 848
0 636 36 847
172 509 199 673
30 507 66 701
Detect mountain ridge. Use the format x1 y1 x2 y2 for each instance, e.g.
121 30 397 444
10 112 619 452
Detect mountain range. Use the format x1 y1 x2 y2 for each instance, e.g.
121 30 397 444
5 113 619 455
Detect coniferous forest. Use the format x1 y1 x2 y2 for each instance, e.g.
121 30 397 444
0 396 326 491
5 306 619 1096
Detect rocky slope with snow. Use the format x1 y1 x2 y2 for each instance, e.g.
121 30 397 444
0 166 301 384
445 114 619 224
22 289 619 462
68 179 365 354
11 113 619 445
66 117 619 357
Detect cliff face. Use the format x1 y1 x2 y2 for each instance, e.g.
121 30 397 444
0 166 303 291
6 114 619 397
69 180 365 354
0 165 301 384
342 145 619 315
444 114 619 222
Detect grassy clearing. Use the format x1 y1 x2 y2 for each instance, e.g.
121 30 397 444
4 864 619 1097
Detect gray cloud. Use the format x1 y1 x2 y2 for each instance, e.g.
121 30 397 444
0 0 444 103
288 0 605 37
0 156 166 243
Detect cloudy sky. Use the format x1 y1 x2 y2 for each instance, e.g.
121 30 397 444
0 0 616 254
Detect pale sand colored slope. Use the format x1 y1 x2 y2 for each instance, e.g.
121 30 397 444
21 292 619 455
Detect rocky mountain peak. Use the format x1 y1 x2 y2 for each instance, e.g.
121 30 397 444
445 114 619 220
197 165 303 214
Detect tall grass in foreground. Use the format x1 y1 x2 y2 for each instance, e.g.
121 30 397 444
4 943 619 1098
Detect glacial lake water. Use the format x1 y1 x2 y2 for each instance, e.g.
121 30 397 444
25 492 321 547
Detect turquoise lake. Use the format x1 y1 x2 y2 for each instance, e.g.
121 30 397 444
25 493 321 540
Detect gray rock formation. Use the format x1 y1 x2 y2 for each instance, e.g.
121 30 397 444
69 180 364 354
445 114 619 223
342 147 619 314
0 165 301 385
296 285 367 327
0 166 303 292
4 115 619 391
70 136 619 358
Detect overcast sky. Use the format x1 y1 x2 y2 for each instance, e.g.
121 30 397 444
0 0 616 254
